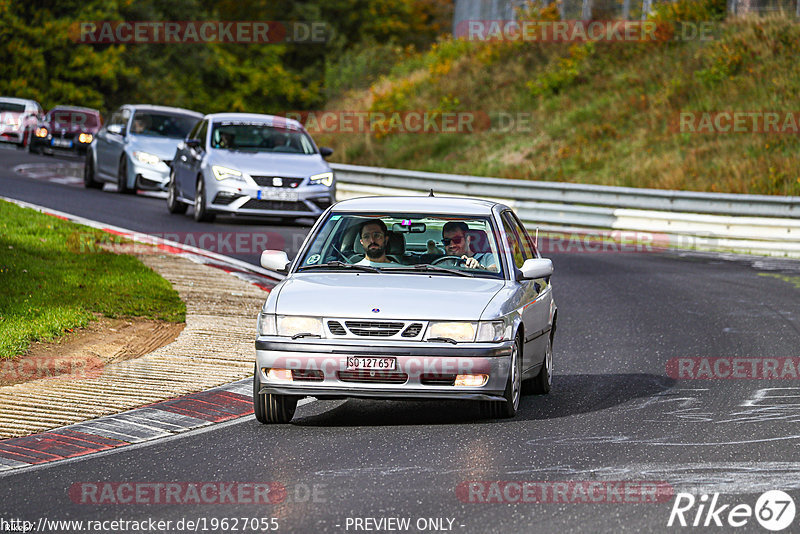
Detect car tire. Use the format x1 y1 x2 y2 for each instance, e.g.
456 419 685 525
480 334 522 419
83 153 103 189
166 170 187 214
526 332 553 395
253 364 298 424
117 157 134 194
193 176 215 222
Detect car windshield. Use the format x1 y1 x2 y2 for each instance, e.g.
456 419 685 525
0 102 25 113
47 110 99 128
297 213 503 278
130 111 198 138
210 122 316 154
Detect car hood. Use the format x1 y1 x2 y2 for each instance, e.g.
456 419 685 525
209 151 330 178
274 273 505 320
127 135 184 160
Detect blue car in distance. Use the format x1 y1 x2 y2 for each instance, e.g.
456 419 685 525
167 113 335 223
84 104 202 193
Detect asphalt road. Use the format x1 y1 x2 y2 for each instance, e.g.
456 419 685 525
3 147 800 533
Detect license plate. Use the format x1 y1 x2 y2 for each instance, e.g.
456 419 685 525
51 139 72 148
346 357 396 371
257 189 298 202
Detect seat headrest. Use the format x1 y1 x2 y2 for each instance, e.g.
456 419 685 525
467 230 492 254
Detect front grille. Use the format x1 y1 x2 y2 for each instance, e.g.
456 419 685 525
420 374 457 386
241 199 308 212
291 369 324 382
344 321 404 337
251 176 303 188
338 370 408 384
52 132 76 140
401 323 423 337
327 321 346 336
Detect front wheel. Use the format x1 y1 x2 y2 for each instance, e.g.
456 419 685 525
480 335 522 419
117 157 134 194
166 170 187 214
253 364 298 424
193 177 215 222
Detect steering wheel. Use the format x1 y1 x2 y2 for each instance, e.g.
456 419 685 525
431 255 467 267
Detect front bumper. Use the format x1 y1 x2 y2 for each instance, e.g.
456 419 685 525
0 125 24 144
254 338 514 401
208 177 334 218
132 160 171 190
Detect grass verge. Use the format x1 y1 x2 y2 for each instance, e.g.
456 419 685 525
0 200 185 358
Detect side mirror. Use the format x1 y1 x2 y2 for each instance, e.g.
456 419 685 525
519 258 553 280
319 146 333 158
261 250 290 273
107 124 123 136
186 138 202 150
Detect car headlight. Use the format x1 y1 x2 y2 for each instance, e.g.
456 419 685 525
212 165 244 182
277 315 323 338
424 322 477 342
476 321 511 342
309 172 333 187
78 133 93 143
133 151 161 165
35 127 48 138
258 312 277 336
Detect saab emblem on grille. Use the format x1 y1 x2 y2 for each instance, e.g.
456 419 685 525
372 308 380 313
272 177 283 187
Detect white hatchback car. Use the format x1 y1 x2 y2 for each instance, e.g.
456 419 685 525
254 196 557 423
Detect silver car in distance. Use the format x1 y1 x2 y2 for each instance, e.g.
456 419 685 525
254 196 557 423
167 113 335 223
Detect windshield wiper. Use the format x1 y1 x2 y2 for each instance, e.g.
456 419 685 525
382 264 474 278
292 332 321 339
298 261 380 273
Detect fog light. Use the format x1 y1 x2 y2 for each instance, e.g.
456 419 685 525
78 133 93 143
266 368 293 382
35 127 48 138
454 374 488 387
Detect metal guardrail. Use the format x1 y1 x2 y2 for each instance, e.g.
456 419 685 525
331 163 800 218
331 163 800 257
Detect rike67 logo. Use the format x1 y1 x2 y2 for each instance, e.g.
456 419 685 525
668 491 796 531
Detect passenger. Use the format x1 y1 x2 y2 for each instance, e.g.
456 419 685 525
441 221 497 270
356 220 402 266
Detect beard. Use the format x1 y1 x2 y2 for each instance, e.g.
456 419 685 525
365 243 386 260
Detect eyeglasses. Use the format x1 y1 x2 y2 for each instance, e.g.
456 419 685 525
361 232 385 240
442 236 464 246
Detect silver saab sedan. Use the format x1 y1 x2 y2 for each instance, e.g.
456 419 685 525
254 196 557 423
167 113 335 223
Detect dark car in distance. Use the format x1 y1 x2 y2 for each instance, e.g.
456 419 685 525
30 106 102 156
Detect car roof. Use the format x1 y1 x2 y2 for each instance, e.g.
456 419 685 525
331 195 506 215
204 112 304 130
0 97 38 105
47 106 100 113
125 104 203 117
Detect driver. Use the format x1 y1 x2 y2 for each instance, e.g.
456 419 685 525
441 221 497 270
356 220 403 266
